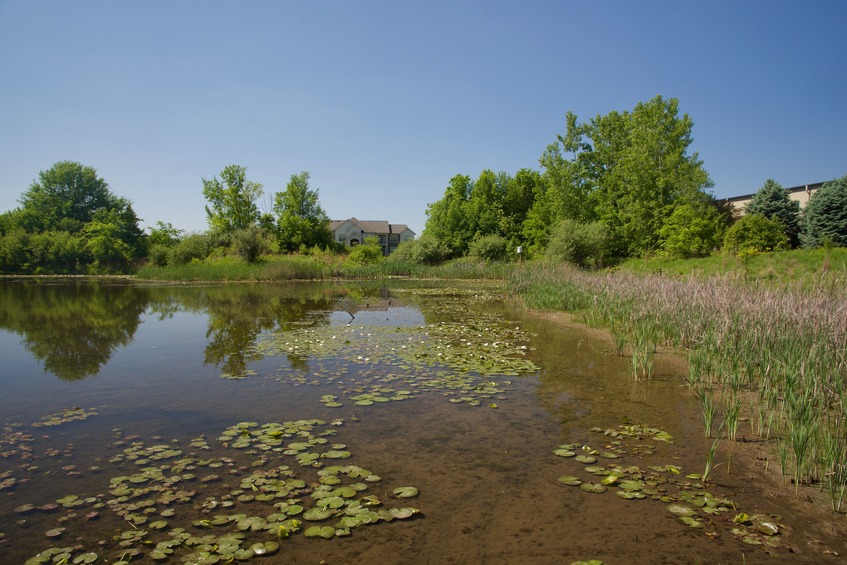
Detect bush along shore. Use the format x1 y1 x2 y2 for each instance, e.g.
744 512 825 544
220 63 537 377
509 262 847 512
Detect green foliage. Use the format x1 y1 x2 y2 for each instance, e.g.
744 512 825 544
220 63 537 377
168 233 212 265
385 233 449 266
745 179 800 246
424 174 474 257
545 219 609 269
273 171 333 252
659 201 727 258
2 161 145 273
83 221 132 270
17 161 116 233
468 234 509 262
147 244 170 267
344 236 384 266
802 175 847 247
202 164 263 235
428 96 712 260
231 226 268 263
0 229 29 272
527 97 712 258
500 169 542 245
148 221 183 247
424 169 543 257
723 214 790 255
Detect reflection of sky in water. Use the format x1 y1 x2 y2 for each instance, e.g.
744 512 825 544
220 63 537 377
329 306 424 327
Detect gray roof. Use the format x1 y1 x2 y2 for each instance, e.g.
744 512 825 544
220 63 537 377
331 217 414 235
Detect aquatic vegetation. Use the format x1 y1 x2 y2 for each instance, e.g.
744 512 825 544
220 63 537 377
553 424 789 552
31 407 98 428
12 418 421 565
252 308 538 410
512 263 847 509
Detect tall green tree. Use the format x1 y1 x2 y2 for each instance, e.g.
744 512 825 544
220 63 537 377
3 161 145 272
467 169 504 239
542 96 712 257
17 161 116 233
202 165 263 235
501 168 542 247
802 175 847 247
744 179 800 247
273 171 332 252
83 220 132 270
423 174 474 257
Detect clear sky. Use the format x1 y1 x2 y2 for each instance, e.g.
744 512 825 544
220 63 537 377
1 1 845 237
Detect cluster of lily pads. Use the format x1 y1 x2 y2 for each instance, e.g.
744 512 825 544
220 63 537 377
553 424 786 550
1 412 99 500
31 407 99 428
251 313 537 410
6 417 421 564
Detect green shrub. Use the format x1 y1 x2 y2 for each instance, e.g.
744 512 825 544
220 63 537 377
169 233 212 265
148 243 170 266
802 175 847 247
386 234 448 266
468 234 510 262
344 236 384 266
545 219 609 269
659 202 726 258
231 226 268 263
723 214 789 254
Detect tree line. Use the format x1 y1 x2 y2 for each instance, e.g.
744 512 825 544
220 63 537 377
417 95 847 267
0 162 335 273
1 94 845 274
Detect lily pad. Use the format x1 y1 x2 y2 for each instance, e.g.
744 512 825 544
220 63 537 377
250 541 279 555
393 486 419 498
757 522 779 536
557 475 582 486
667 504 696 517
579 482 607 494
303 507 334 521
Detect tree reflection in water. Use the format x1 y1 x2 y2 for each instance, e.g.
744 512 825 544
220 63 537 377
0 279 402 381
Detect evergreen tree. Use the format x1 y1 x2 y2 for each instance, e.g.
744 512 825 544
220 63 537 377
744 179 800 247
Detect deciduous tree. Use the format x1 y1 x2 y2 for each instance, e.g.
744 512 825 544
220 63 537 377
273 171 332 252
202 165 263 235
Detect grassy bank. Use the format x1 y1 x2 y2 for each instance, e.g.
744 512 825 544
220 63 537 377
135 255 518 282
617 247 847 289
509 262 847 511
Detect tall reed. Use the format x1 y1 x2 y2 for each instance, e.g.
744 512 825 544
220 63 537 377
509 262 847 507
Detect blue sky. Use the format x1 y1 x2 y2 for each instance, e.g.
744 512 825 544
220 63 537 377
1 1 845 236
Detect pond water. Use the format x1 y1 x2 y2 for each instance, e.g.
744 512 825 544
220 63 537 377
0 279 844 564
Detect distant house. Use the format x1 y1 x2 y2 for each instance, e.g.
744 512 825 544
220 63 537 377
720 182 824 213
330 217 416 256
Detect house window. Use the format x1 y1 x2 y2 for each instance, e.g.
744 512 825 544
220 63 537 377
390 234 399 243
378 235 387 244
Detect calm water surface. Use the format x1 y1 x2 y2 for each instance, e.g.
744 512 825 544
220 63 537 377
0 279 844 564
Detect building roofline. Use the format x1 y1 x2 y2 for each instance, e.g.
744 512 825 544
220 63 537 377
719 181 827 203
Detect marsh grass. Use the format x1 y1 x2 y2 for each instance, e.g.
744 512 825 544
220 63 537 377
509 261 847 510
